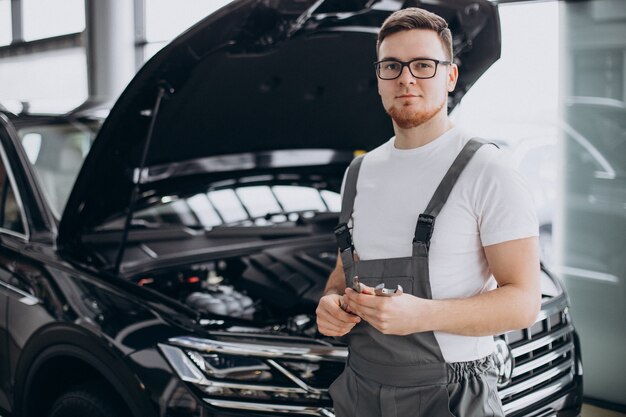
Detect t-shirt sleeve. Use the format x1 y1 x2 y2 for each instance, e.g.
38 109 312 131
474 147 540 247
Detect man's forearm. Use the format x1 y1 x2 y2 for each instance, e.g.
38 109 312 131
422 284 541 336
324 267 347 296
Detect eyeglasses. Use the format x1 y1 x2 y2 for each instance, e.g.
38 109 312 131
374 58 452 80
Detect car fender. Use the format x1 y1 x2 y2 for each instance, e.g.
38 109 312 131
13 323 157 417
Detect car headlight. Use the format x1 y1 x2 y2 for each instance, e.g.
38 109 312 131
186 350 275 382
158 335 346 415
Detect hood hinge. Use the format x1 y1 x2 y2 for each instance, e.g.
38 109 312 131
287 0 403 37
287 0 326 37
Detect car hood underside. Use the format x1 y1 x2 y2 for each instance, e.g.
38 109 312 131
58 0 500 248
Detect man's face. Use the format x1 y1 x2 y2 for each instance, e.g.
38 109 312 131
377 29 458 129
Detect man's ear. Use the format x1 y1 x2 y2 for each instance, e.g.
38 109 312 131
447 63 459 92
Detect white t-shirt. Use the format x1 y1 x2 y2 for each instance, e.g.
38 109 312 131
345 126 539 363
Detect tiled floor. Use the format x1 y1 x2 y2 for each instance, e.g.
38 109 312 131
583 404 626 417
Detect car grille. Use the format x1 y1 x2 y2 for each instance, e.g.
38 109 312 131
499 296 577 414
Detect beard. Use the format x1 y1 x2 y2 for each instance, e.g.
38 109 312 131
385 96 446 129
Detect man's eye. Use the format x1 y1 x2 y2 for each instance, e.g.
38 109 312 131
415 62 434 69
384 62 400 71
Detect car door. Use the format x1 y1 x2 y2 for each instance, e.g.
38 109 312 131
0 259 12 414
0 136 30 414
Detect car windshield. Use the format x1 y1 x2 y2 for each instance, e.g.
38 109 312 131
98 183 342 231
17 119 99 218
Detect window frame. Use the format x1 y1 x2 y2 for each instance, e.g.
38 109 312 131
0 139 29 240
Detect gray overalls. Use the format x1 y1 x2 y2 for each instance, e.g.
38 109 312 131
330 139 505 417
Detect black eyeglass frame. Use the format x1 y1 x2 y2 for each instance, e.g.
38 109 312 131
373 58 452 80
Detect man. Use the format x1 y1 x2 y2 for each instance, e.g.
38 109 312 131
315 7 541 417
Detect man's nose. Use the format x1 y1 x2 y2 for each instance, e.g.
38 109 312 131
398 65 416 84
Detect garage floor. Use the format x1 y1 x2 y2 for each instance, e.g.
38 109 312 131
583 404 626 417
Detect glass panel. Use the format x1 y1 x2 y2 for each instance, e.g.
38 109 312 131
572 49 623 100
561 0 626 405
168 200 199 226
272 186 326 213
21 133 42 164
115 184 340 230
566 103 626 174
320 190 341 213
0 157 25 235
236 186 282 219
0 48 88 113
145 0 233 42
0 0 11 46
207 189 248 223
187 193 222 228
17 121 99 218
23 0 85 41
3 184 25 234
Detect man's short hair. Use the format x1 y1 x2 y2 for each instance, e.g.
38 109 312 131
377 7 453 61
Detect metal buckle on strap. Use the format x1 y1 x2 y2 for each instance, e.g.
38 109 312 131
414 214 435 244
334 223 353 252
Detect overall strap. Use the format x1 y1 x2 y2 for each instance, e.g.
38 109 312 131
334 155 365 271
414 138 490 248
338 155 365 227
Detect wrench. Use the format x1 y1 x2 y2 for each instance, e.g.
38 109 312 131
374 282 403 296
341 277 403 311
354 276 403 296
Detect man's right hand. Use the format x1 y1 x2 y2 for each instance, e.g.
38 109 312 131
316 293 362 336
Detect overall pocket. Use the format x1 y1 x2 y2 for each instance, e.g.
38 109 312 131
356 276 414 296
447 367 505 417
415 384 455 417
329 367 359 417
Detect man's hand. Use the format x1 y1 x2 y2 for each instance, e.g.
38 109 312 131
316 293 362 336
344 287 429 335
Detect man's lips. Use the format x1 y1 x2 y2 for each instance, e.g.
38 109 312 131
396 94 420 98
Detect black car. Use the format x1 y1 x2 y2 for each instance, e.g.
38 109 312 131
0 1 582 416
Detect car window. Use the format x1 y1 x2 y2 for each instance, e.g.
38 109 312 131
235 186 282 218
273 186 328 212
17 120 98 218
0 154 25 235
111 183 341 230
208 189 250 224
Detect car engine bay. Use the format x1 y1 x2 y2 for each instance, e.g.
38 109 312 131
131 238 338 338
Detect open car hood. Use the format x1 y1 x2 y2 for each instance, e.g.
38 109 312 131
58 0 500 248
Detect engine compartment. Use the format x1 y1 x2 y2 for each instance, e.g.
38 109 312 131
131 238 338 338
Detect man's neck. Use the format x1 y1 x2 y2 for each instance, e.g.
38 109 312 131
393 113 454 150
